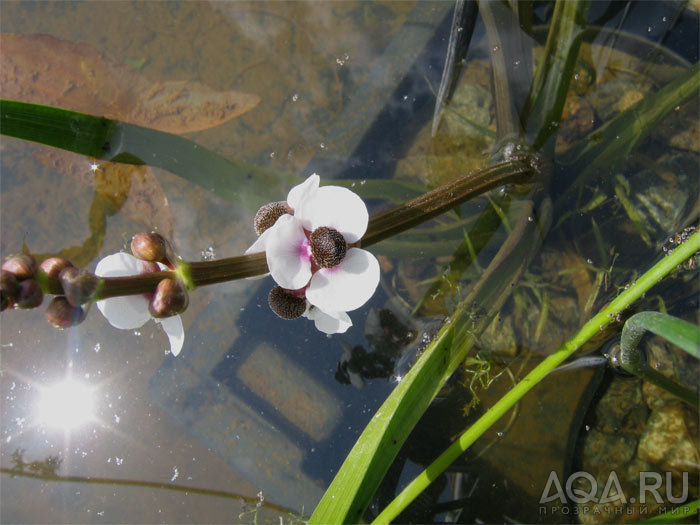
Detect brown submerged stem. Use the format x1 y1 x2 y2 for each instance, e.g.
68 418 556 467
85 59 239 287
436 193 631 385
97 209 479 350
43 155 538 301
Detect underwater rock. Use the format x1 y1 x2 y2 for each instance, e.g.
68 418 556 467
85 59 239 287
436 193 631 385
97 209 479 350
637 402 700 474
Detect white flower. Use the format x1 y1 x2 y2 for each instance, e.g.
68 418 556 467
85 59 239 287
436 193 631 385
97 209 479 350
245 174 320 256
249 174 380 334
303 304 352 335
94 252 184 356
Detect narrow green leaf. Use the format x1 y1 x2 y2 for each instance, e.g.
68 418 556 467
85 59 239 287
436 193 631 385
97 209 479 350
521 0 589 152
1 99 293 210
622 311 700 359
310 198 548 523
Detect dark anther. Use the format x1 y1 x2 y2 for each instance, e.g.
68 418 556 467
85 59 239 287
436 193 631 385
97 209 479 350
268 286 306 320
254 202 290 235
310 226 347 268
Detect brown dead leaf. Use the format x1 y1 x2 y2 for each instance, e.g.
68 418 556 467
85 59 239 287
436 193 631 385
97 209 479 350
0 33 260 132
129 80 261 134
1 32 259 244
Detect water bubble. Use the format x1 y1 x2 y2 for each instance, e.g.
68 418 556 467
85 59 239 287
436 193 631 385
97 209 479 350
291 93 299 102
269 151 276 159
586 258 593 264
200 246 216 261
93 343 101 353
662 16 668 22
335 53 349 66
492 45 500 53
320 142 327 150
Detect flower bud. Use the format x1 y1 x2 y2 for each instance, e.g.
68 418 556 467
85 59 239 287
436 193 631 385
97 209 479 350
149 278 188 318
1 270 19 311
310 226 347 268
131 232 168 263
14 279 43 309
45 296 86 328
254 201 291 236
2 253 38 280
39 257 75 280
268 286 307 320
59 267 100 307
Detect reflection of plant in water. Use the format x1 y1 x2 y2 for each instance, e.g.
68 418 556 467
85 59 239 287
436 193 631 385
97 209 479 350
10 449 62 477
2 448 298 518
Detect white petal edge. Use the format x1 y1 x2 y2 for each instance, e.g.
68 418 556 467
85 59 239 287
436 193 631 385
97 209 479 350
95 252 141 277
155 315 185 356
286 174 320 211
245 225 275 255
306 248 380 312
96 295 152 330
296 186 368 243
266 215 312 289
304 307 352 334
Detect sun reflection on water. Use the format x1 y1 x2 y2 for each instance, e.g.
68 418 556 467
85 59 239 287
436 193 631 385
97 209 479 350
36 379 96 431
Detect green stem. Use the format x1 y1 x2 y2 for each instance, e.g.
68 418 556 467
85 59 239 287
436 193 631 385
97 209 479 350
39 157 538 300
372 229 700 524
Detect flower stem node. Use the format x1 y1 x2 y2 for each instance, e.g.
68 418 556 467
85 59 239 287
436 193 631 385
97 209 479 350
254 202 292 236
149 278 189 318
2 253 38 281
39 257 75 280
95 252 185 356
131 232 169 263
268 286 307 320
59 267 100 307
15 279 43 309
45 296 86 328
310 227 347 268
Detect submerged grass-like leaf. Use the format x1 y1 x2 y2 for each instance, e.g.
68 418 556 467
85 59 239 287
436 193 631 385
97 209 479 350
373 228 700 523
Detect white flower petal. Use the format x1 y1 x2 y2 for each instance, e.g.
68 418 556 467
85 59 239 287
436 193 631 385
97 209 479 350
96 295 152 330
286 173 320 211
304 307 352 334
95 252 141 277
245 225 275 255
297 186 368 243
266 215 312 289
155 315 185 356
306 248 380 312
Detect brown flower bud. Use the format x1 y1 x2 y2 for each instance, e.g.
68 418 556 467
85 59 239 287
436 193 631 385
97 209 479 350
310 226 347 268
2 253 38 280
131 232 169 263
14 279 43 309
39 257 75 280
254 201 291 235
268 286 307 320
1 270 19 311
149 278 188 318
59 267 100 307
45 296 86 328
